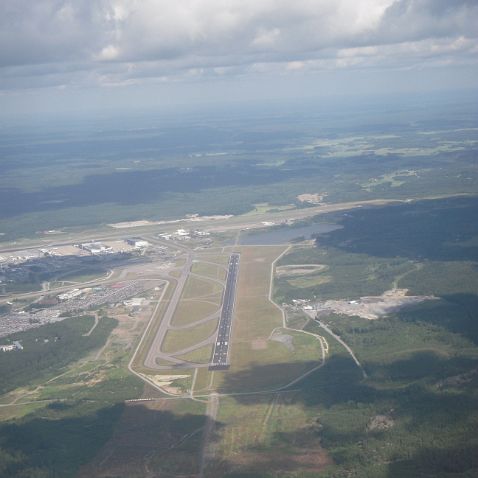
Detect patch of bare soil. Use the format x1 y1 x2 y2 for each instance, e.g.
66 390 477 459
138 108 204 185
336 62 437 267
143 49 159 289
276 264 328 277
315 288 436 320
436 368 478 390
270 331 294 351
367 414 395 431
296 192 328 205
251 339 268 350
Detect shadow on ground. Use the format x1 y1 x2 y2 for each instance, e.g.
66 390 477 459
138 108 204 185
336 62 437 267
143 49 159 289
318 196 478 262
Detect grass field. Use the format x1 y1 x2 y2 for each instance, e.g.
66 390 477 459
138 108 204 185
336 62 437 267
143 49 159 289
206 392 330 477
241 202 296 217
171 299 220 327
286 273 332 288
175 344 213 363
191 260 227 281
193 367 213 393
162 319 219 354
183 275 224 299
169 257 226 327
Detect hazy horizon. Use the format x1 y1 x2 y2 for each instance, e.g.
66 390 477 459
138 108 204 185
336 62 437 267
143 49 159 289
1 0 477 119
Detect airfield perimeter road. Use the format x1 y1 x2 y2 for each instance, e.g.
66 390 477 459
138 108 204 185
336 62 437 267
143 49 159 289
209 253 240 370
144 253 193 369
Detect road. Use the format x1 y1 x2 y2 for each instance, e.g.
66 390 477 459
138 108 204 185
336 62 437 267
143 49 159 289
303 312 368 379
209 253 240 370
199 392 219 477
143 254 193 368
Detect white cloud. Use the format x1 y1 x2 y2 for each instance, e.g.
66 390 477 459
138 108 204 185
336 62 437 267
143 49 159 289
252 28 281 48
0 0 476 91
286 61 306 71
96 45 121 61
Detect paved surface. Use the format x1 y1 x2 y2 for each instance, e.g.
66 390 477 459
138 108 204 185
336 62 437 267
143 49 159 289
209 253 240 370
143 254 193 368
138 252 232 370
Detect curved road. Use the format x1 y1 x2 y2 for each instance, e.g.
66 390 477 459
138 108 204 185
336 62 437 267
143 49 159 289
143 254 193 368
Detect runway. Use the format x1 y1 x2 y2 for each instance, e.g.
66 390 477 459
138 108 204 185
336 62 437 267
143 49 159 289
209 253 240 370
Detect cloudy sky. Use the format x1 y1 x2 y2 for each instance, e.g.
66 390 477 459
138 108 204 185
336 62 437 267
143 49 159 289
1 0 477 115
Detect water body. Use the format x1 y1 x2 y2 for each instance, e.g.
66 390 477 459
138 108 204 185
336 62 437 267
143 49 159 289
239 222 342 245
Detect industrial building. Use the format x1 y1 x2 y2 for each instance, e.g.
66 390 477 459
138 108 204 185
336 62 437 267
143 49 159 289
126 238 150 248
58 288 83 301
78 242 113 254
0 341 23 352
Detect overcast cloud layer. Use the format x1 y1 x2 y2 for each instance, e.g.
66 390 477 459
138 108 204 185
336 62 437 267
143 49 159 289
0 0 477 108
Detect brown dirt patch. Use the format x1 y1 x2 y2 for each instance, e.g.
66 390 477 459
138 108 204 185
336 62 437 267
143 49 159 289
251 339 268 350
367 414 395 431
315 288 436 320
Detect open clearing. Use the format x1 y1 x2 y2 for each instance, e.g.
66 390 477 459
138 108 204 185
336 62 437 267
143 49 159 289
315 288 437 320
161 319 219 355
183 275 223 299
276 263 331 288
191 261 227 281
276 264 328 277
206 392 331 477
287 274 331 288
171 300 219 327
176 344 213 364
241 202 296 217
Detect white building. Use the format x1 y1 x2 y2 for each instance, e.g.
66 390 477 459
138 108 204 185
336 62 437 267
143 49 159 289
123 297 145 307
193 230 210 237
58 289 83 301
79 242 112 254
0 342 22 352
126 238 149 248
